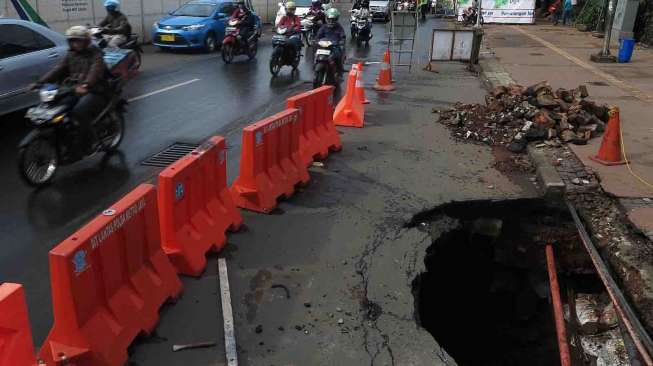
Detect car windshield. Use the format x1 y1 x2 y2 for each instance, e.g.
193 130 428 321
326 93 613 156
173 3 217 17
290 0 312 7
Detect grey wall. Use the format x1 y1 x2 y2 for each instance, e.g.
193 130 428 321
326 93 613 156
0 0 277 42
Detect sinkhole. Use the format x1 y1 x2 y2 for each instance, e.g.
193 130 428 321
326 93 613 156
410 199 603 366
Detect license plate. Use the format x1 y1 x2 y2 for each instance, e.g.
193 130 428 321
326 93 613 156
316 49 331 56
160 34 175 42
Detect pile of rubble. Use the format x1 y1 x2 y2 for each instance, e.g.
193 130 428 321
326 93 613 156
436 81 611 153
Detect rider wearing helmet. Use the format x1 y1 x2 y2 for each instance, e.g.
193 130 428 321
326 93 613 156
308 0 326 24
316 8 346 72
231 0 257 43
277 2 303 53
99 0 131 48
36 26 111 153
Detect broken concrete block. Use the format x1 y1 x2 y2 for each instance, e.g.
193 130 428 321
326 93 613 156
535 93 558 108
559 115 570 130
490 85 508 98
561 130 577 142
526 81 552 96
578 84 589 98
534 110 556 128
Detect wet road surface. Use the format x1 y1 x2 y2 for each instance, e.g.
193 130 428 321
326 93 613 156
0 17 394 344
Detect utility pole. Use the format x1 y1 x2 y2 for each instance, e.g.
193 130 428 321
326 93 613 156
475 0 482 27
590 0 617 62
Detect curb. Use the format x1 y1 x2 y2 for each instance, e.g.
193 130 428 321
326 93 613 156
478 55 566 198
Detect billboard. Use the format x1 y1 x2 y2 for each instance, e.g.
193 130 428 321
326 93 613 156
457 0 535 24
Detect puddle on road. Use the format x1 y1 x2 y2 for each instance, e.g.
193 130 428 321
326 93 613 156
409 199 605 366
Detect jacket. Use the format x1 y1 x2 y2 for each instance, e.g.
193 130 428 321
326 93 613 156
316 23 345 43
99 11 131 36
278 15 301 33
39 46 110 95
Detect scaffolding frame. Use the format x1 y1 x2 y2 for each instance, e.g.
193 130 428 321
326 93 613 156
390 10 419 72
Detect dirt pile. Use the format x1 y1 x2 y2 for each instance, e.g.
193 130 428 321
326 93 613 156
436 81 610 153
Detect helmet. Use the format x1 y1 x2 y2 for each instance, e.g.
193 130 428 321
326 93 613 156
104 0 120 11
236 0 245 6
65 25 91 40
326 7 339 20
286 1 297 12
312 0 321 4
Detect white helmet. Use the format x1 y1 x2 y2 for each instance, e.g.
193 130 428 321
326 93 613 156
65 25 91 40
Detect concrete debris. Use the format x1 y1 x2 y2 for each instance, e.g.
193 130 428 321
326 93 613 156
437 82 607 153
574 293 618 335
579 329 629 366
171 341 216 352
337 318 344 325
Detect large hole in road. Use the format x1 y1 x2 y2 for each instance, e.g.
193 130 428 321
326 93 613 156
410 199 601 366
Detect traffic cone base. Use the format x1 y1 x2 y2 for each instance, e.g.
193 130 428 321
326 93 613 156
374 49 395 92
588 107 626 166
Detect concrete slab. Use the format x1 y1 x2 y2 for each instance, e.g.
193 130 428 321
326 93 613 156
627 207 653 237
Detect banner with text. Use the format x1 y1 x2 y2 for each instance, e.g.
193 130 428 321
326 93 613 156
457 0 534 24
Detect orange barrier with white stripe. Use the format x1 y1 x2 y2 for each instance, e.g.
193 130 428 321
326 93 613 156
158 136 243 276
287 86 342 166
0 283 36 366
39 184 182 366
230 109 310 213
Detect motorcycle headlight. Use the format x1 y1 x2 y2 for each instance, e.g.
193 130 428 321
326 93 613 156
39 88 58 103
183 24 206 31
318 40 332 47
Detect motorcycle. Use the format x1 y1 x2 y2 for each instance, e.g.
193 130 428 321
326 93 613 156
396 1 416 11
88 26 142 81
222 18 259 63
313 39 342 88
462 6 482 25
350 9 372 47
270 27 302 76
19 81 126 186
301 13 321 47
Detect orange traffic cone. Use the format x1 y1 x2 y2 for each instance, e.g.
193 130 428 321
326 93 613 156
374 49 395 92
589 107 626 166
333 70 364 128
354 63 370 104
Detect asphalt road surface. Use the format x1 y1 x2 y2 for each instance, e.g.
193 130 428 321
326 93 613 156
0 17 392 345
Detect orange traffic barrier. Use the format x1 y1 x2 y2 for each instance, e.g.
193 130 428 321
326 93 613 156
354 63 370 105
39 184 182 366
589 107 626 166
333 70 365 128
230 109 310 213
287 86 342 167
158 136 243 276
374 49 395 92
0 283 36 366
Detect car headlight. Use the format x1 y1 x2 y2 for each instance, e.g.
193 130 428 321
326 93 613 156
183 24 206 31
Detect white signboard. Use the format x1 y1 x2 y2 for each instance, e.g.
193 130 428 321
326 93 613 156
457 0 534 24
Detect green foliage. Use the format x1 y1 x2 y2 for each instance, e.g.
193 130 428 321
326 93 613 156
576 0 603 29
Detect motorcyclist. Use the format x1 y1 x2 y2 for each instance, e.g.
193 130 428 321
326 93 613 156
277 2 303 55
98 0 131 48
231 0 256 43
308 0 326 24
316 8 345 72
353 0 370 9
34 26 111 154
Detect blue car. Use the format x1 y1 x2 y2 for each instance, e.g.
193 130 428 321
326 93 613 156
153 0 261 52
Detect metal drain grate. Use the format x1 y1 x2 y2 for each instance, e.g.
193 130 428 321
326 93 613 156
142 142 199 167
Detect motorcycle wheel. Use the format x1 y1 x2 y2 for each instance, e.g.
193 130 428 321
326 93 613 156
19 137 58 187
269 52 282 76
222 44 235 64
103 111 125 152
248 41 258 60
357 38 362 47
313 68 328 88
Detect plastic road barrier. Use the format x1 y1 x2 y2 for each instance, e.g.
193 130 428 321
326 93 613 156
0 283 36 366
334 69 365 128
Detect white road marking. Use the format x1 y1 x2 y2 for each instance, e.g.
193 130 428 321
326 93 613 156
218 257 238 366
127 78 201 102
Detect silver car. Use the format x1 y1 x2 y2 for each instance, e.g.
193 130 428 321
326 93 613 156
0 19 68 116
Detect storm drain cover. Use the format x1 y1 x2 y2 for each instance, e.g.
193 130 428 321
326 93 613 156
529 52 544 56
141 142 199 167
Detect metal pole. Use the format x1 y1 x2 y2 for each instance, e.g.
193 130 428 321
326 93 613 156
545 244 572 366
474 0 482 27
590 0 617 62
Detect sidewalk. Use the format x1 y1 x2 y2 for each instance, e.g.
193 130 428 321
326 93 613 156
481 22 653 238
